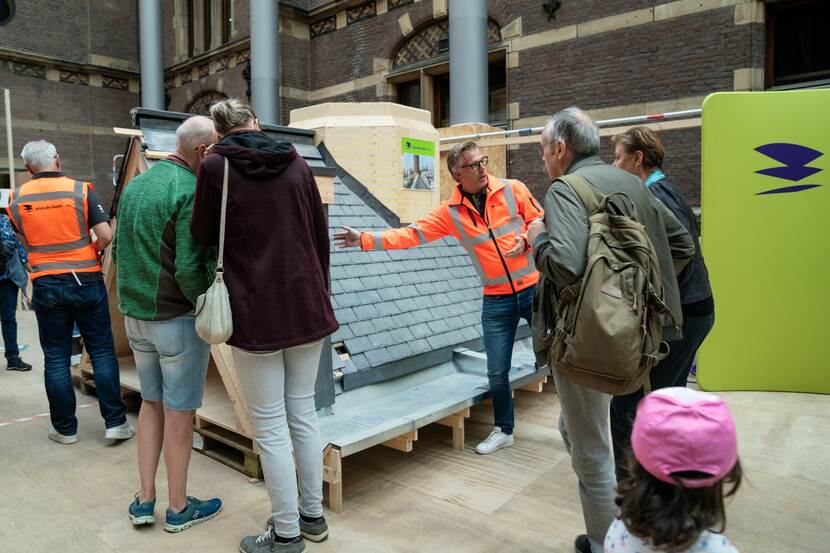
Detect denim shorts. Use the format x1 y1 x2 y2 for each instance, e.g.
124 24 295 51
125 314 211 411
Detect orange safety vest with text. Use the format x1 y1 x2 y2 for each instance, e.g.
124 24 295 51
7 176 101 280
360 174 543 295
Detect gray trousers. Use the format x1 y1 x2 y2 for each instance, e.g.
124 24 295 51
552 369 618 553
232 339 325 538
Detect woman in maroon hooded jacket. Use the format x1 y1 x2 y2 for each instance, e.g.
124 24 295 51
191 98 338 553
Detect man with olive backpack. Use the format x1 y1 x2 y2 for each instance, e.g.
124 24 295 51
527 107 695 553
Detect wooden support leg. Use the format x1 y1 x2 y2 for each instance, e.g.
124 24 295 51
519 376 548 393
436 408 470 450
322 446 343 513
382 430 418 453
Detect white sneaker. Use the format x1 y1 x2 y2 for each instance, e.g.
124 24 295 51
48 426 78 445
475 428 514 455
104 422 135 440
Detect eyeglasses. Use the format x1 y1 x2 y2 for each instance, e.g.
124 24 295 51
459 156 489 171
538 142 549 157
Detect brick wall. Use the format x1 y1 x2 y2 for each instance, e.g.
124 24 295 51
310 1 434 90
505 0 655 35
509 9 755 118
0 0 137 66
89 1 139 64
0 1 90 63
509 125 703 208
0 65 138 209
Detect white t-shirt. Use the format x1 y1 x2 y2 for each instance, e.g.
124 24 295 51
604 518 738 553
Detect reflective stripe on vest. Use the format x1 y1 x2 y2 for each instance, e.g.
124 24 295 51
27 237 93 253
447 181 535 287
8 180 89 241
408 223 427 245
371 231 385 250
30 258 99 273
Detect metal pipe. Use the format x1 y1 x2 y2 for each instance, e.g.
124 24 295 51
250 0 280 125
440 108 703 143
138 0 165 110
448 0 488 125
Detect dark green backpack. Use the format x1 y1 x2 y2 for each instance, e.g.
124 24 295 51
548 173 672 395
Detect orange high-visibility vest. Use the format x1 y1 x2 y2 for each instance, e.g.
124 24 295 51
361 174 543 295
7 176 101 280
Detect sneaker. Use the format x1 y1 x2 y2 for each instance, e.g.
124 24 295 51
164 496 222 533
128 494 156 526
239 518 306 553
104 422 135 440
6 358 32 371
574 534 592 553
48 426 78 445
299 514 328 542
475 427 514 455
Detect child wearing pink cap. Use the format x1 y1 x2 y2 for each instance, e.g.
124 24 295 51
604 387 743 553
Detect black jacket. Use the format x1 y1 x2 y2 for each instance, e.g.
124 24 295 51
649 176 713 312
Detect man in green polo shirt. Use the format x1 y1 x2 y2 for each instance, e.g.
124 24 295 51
113 115 223 533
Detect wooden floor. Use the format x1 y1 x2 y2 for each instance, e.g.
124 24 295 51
1 309 828 552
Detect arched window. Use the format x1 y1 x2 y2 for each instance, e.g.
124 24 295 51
392 18 502 69
389 18 506 128
186 90 228 115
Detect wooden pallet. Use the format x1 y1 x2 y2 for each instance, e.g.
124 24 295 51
193 419 263 479
322 406 471 513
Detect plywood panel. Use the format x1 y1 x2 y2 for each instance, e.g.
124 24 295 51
438 124 508 201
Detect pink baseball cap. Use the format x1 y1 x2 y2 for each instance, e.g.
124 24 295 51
631 387 738 488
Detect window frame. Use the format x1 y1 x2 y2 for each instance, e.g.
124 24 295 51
765 0 830 90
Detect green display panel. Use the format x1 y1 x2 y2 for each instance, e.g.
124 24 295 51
698 89 829 394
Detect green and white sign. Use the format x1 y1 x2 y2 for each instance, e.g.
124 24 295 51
402 136 436 190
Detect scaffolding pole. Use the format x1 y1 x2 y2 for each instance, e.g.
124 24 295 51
439 109 702 144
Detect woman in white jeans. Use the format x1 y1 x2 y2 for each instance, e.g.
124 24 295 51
191 98 339 553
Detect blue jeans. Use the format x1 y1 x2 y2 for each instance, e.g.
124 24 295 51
481 285 535 435
32 278 127 435
0 278 20 361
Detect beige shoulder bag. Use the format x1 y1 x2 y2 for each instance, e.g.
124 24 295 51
195 157 233 344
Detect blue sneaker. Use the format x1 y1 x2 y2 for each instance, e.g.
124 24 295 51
164 496 222 533
128 494 156 526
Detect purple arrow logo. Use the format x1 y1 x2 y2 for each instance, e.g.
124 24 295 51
755 143 823 195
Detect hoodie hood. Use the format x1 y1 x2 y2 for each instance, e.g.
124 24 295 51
210 130 297 179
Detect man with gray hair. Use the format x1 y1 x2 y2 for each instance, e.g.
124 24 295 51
113 115 223 532
9 140 132 445
526 107 694 553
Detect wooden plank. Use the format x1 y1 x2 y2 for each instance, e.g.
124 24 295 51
197 362 248 436
113 127 143 137
519 376 547 393
322 445 343 513
382 430 418 453
435 409 467 450
314 174 334 204
209 344 255 437
144 149 172 159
